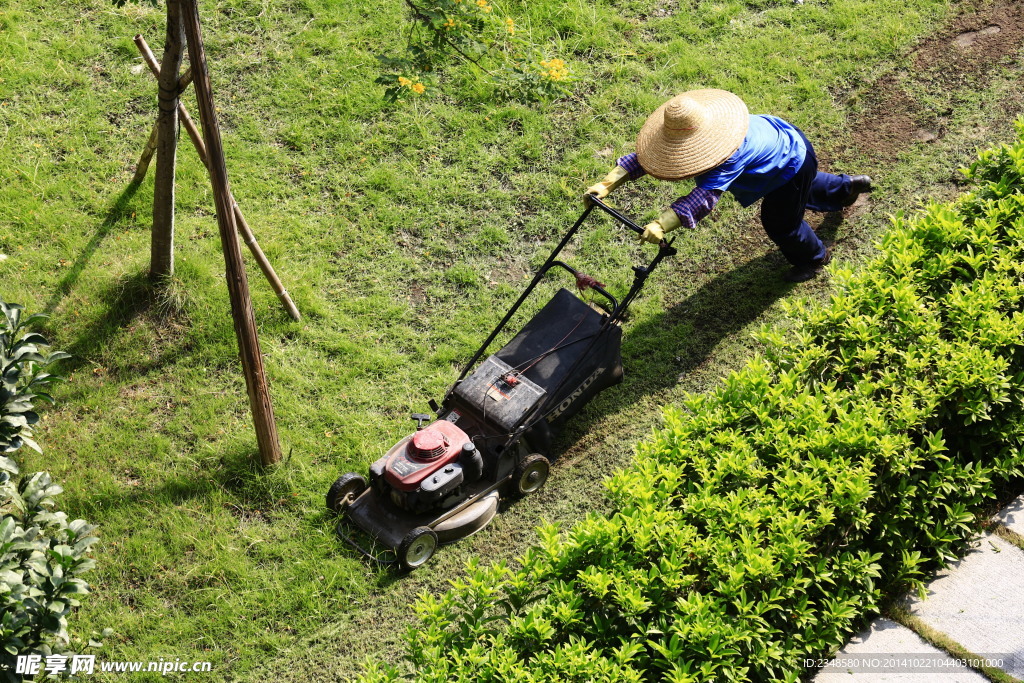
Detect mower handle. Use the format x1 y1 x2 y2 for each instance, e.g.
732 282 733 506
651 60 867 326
450 195 675 388
585 194 676 251
584 194 644 234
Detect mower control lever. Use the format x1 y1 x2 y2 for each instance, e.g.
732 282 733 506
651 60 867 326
411 413 432 430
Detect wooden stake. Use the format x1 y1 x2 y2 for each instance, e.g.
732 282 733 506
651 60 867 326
150 0 185 280
132 122 159 186
134 34 301 322
180 0 282 466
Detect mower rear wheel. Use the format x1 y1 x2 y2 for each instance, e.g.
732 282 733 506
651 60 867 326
326 473 367 513
512 454 550 497
398 526 438 571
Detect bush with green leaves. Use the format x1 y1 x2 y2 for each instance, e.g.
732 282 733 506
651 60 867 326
1 302 69 474
0 472 100 680
0 300 99 680
356 122 1024 682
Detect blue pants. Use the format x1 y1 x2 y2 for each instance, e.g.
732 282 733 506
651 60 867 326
760 133 851 266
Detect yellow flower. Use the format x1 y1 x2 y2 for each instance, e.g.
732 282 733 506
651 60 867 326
539 57 568 81
476 0 490 8
505 18 515 34
411 82 426 94
443 18 456 29
398 76 412 87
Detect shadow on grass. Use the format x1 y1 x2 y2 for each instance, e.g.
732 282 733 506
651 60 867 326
816 209 847 246
44 182 144 315
40 181 199 380
63 442 294 519
60 269 195 377
555 209 847 454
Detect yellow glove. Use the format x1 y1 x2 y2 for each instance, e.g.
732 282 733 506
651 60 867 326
641 208 681 244
585 165 630 203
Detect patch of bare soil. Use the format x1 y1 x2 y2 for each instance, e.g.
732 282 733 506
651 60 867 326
850 0 1024 161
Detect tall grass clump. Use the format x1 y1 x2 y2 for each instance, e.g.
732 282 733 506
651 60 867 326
356 122 1024 682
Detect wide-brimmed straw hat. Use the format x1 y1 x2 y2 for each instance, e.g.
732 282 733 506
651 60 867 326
636 89 749 180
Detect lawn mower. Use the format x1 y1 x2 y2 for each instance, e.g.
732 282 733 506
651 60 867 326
326 197 676 570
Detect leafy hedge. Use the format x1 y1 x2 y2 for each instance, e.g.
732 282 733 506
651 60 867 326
0 300 99 680
357 121 1024 683
1 302 68 470
0 472 100 679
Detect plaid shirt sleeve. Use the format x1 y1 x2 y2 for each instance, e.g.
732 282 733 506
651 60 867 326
616 152 647 180
670 187 722 229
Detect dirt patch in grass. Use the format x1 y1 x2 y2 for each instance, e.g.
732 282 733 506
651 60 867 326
224 502 275 527
850 0 1024 161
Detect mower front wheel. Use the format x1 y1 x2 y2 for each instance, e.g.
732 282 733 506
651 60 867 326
512 454 550 497
398 526 438 571
326 473 367 513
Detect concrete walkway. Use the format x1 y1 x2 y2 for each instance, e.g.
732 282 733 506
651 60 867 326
814 495 1024 682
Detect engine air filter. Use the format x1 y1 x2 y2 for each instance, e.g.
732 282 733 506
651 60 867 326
409 428 448 460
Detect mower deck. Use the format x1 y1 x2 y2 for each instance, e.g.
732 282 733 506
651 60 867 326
340 477 504 553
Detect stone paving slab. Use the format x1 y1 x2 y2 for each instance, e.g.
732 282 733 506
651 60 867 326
904 533 1024 679
813 618 988 681
994 494 1024 536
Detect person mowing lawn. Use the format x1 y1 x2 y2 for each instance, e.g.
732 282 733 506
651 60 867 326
586 89 872 282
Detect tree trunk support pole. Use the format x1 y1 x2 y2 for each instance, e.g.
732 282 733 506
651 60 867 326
179 0 282 467
132 123 159 186
150 0 185 280
134 34 301 322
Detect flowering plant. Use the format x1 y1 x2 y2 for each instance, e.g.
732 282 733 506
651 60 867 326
496 55 574 101
376 0 574 102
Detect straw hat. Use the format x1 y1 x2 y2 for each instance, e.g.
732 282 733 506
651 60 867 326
635 89 749 180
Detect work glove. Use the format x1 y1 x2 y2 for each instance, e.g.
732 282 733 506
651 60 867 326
585 165 630 204
640 208 681 245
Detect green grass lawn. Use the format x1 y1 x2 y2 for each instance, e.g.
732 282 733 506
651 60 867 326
3 0 1023 679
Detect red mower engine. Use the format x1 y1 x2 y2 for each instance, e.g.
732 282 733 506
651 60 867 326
368 419 484 514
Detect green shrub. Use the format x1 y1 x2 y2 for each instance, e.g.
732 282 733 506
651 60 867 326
0 472 100 680
1 301 69 473
0 300 99 680
356 121 1024 682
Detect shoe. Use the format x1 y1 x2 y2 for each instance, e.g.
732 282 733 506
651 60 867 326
783 248 831 283
843 174 873 206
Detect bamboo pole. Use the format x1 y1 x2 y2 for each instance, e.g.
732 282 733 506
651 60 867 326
179 0 282 467
131 122 159 185
150 0 185 280
177 66 194 92
134 34 301 322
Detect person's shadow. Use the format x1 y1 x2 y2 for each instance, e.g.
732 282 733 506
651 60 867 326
552 208 847 452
